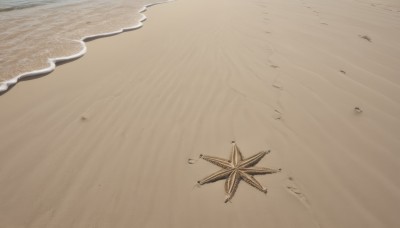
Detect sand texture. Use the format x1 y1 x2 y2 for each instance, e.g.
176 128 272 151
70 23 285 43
1 0 400 227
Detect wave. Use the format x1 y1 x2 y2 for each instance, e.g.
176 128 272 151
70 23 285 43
0 4 42 12
0 0 58 12
0 0 172 94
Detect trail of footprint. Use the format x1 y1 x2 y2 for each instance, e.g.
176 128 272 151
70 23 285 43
286 178 322 228
300 0 329 25
267 61 284 121
367 1 400 13
287 185 308 203
263 27 284 121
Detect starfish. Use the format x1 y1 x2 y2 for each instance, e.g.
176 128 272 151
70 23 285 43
197 141 280 203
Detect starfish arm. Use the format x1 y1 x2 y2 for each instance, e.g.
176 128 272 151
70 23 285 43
198 169 232 185
239 171 268 193
230 143 243 166
200 154 232 169
239 151 267 168
224 171 241 203
241 167 280 175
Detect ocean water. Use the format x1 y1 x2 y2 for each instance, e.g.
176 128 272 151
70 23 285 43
0 0 168 91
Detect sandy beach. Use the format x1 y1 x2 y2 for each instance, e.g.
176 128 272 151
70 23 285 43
1 0 400 227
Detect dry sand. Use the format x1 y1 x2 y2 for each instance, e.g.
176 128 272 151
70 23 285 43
1 0 400 227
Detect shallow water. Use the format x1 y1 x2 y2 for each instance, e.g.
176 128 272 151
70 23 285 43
0 0 167 90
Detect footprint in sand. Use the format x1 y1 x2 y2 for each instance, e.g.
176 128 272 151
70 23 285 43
354 107 363 114
287 186 302 196
273 109 282 120
286 178 309 204
272 74 283 89
272 83 283 90
359 35 372 42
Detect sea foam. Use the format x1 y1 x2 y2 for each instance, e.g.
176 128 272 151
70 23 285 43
0 0 171 93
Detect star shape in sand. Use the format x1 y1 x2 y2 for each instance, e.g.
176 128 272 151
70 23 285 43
198 141 280 203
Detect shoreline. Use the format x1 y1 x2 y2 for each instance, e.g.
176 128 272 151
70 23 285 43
0 0 171 93
0 0 399 227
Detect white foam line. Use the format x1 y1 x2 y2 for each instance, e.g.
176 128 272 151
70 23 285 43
0 0 172 93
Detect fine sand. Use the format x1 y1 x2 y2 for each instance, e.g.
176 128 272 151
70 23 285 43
1 0 400 227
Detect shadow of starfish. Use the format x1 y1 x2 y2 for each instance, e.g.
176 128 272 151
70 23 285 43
198 141 280 203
